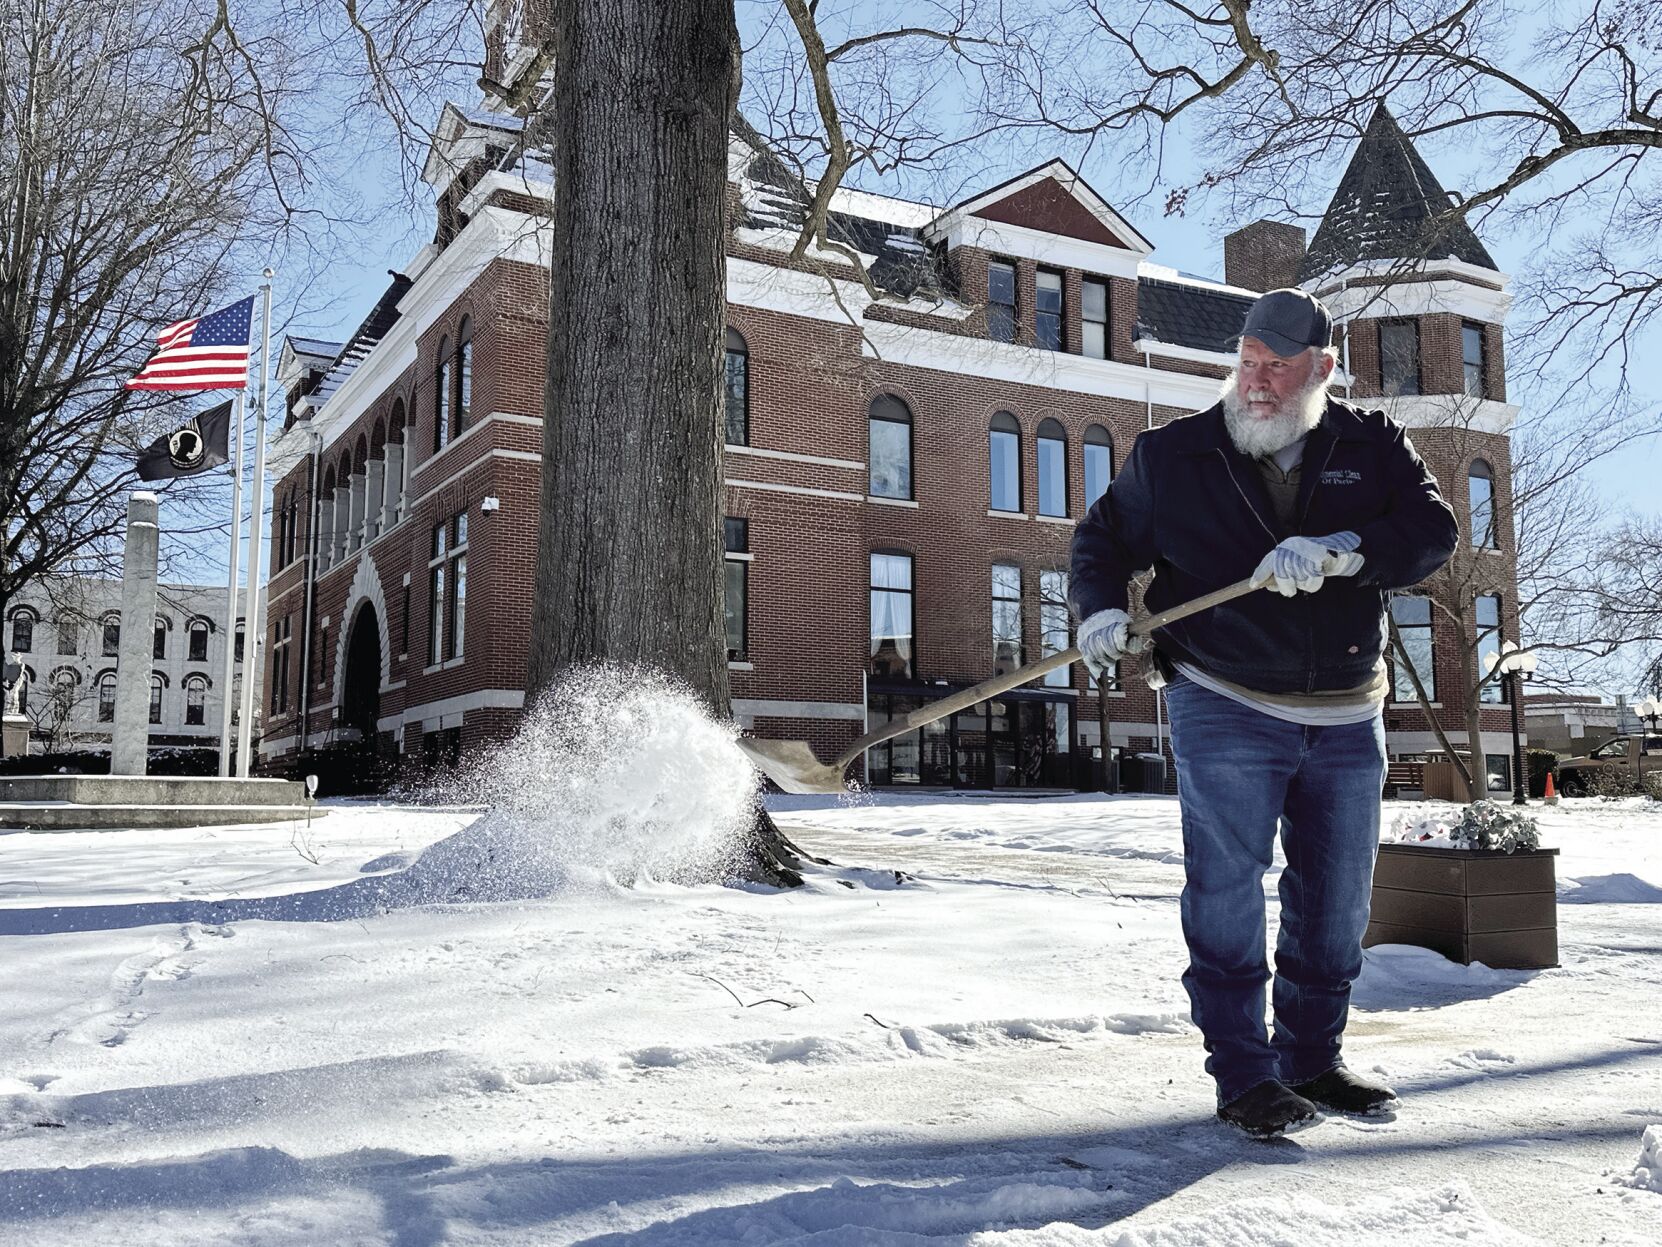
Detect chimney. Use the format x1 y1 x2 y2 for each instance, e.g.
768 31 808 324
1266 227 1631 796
1224 220 1308 293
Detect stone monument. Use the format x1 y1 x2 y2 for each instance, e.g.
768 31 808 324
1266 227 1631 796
110 492 160 775
0 492 321 830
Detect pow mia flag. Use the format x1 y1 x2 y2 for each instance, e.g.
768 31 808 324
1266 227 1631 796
136 400 232 480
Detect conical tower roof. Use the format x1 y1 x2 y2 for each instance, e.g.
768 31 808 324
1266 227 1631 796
1298 104 1497 283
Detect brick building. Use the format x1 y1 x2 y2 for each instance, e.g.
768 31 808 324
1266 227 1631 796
4 575 257 761
257 92 1526 794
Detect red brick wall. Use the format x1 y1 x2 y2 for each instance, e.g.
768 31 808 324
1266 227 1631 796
260 208 1524 785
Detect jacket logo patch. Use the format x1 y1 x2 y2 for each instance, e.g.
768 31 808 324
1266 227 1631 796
1320 469 1362 485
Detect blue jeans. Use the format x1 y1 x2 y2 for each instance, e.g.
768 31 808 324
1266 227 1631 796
1162 674 1386 1105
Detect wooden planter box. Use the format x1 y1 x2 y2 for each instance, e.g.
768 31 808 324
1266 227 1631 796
1363 843 1559 969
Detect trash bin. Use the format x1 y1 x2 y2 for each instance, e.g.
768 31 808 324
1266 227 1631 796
1134 752 1167 793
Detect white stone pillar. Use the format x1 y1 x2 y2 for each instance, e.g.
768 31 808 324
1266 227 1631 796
317 494 335 570
382 444 404 530
364 460 386 543
111 493 160 775
333 489 350 562
347 476 366 554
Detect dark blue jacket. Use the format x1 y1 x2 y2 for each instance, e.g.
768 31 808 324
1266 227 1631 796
1069 398 1458 694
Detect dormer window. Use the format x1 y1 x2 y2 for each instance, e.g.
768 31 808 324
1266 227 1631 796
1082 280 1108 359
988 261 1017 343
1036 270 1063 351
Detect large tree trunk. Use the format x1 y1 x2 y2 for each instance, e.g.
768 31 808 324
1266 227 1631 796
527 0 806 886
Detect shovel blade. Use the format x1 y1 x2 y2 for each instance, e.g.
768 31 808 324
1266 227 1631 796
736 736 849 795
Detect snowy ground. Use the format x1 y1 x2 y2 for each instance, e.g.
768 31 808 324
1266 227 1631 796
3 792 1661 1245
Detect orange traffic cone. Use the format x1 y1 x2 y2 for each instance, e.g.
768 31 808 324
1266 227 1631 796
1544 770 1559 805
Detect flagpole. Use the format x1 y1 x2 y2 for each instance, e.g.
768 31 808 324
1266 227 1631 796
217 390 246 777
236 271 274 779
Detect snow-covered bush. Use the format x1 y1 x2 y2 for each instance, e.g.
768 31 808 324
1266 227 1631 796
1389 800 1541 853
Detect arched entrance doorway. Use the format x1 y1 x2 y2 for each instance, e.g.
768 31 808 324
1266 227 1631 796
341 603 383 758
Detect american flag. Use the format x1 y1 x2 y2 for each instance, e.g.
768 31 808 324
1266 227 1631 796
125 295 255 391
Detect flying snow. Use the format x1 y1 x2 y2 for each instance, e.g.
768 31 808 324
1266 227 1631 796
398 664 759 897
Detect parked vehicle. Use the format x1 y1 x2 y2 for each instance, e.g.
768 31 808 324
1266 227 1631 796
1555 734 1662 794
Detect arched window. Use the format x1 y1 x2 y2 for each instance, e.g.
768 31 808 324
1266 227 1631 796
434 335 452 453
100 611 121 657
48 666 78 726
989 412 1021 513
1084 426 1113 509
1037 418 1068 517
1469 459 1497 548
390 395 409 518
868 394 913 501
98 671 117 723
185 674 209 725
455 316 472 436
149 673 164 725
724 327 749 446
153 614 169 661
8 607 36 654
188 618 211 663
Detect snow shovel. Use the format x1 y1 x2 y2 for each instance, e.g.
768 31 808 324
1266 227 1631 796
739 574 1264 794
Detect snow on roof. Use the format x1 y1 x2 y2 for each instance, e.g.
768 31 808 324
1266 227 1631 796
285 336 343 361
827 186 939 229
1137 262 1261 300
464 108 525 133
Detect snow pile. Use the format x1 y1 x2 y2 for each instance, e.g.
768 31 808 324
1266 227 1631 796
1621 1124 1662 1193
1388 800 1540 852
402 665 757 896
983 1181 1541 1245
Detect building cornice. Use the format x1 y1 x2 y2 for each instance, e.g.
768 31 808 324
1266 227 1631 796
1307 259 1513 324
864 319 1221 412
926 216 1143 281
1384 394 1520 436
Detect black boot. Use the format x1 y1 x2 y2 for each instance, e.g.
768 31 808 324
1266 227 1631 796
1217 1080 1318 1137
1290 1066 1397 1115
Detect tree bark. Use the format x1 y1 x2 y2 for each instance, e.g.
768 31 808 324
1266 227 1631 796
527 0 806 886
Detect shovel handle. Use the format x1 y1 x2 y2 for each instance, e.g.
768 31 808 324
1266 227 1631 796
833 575 1262 770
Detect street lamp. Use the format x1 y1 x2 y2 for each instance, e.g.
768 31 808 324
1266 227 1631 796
1485 640 1539 805
1635 697 1661 789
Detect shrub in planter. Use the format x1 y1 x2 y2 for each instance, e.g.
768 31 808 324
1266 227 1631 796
1373 801 1557 968
1391 799 1541 853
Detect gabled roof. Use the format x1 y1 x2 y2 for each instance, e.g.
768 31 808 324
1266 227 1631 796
421 101 526 190
277 336 345 393
1299 104 1498 282
931 160 1154 255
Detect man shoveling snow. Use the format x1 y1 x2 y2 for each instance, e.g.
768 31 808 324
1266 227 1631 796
1070 288 1458 1137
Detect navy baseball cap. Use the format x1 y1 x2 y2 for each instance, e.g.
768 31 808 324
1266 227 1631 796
1237 288 1333 357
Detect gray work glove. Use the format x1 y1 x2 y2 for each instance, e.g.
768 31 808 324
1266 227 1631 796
1077 608 1149 678
1250 532 1364 598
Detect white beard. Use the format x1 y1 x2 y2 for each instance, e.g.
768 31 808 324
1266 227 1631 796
1219 367 1330 458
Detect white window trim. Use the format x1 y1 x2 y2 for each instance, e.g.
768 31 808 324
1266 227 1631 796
868 496 920 509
